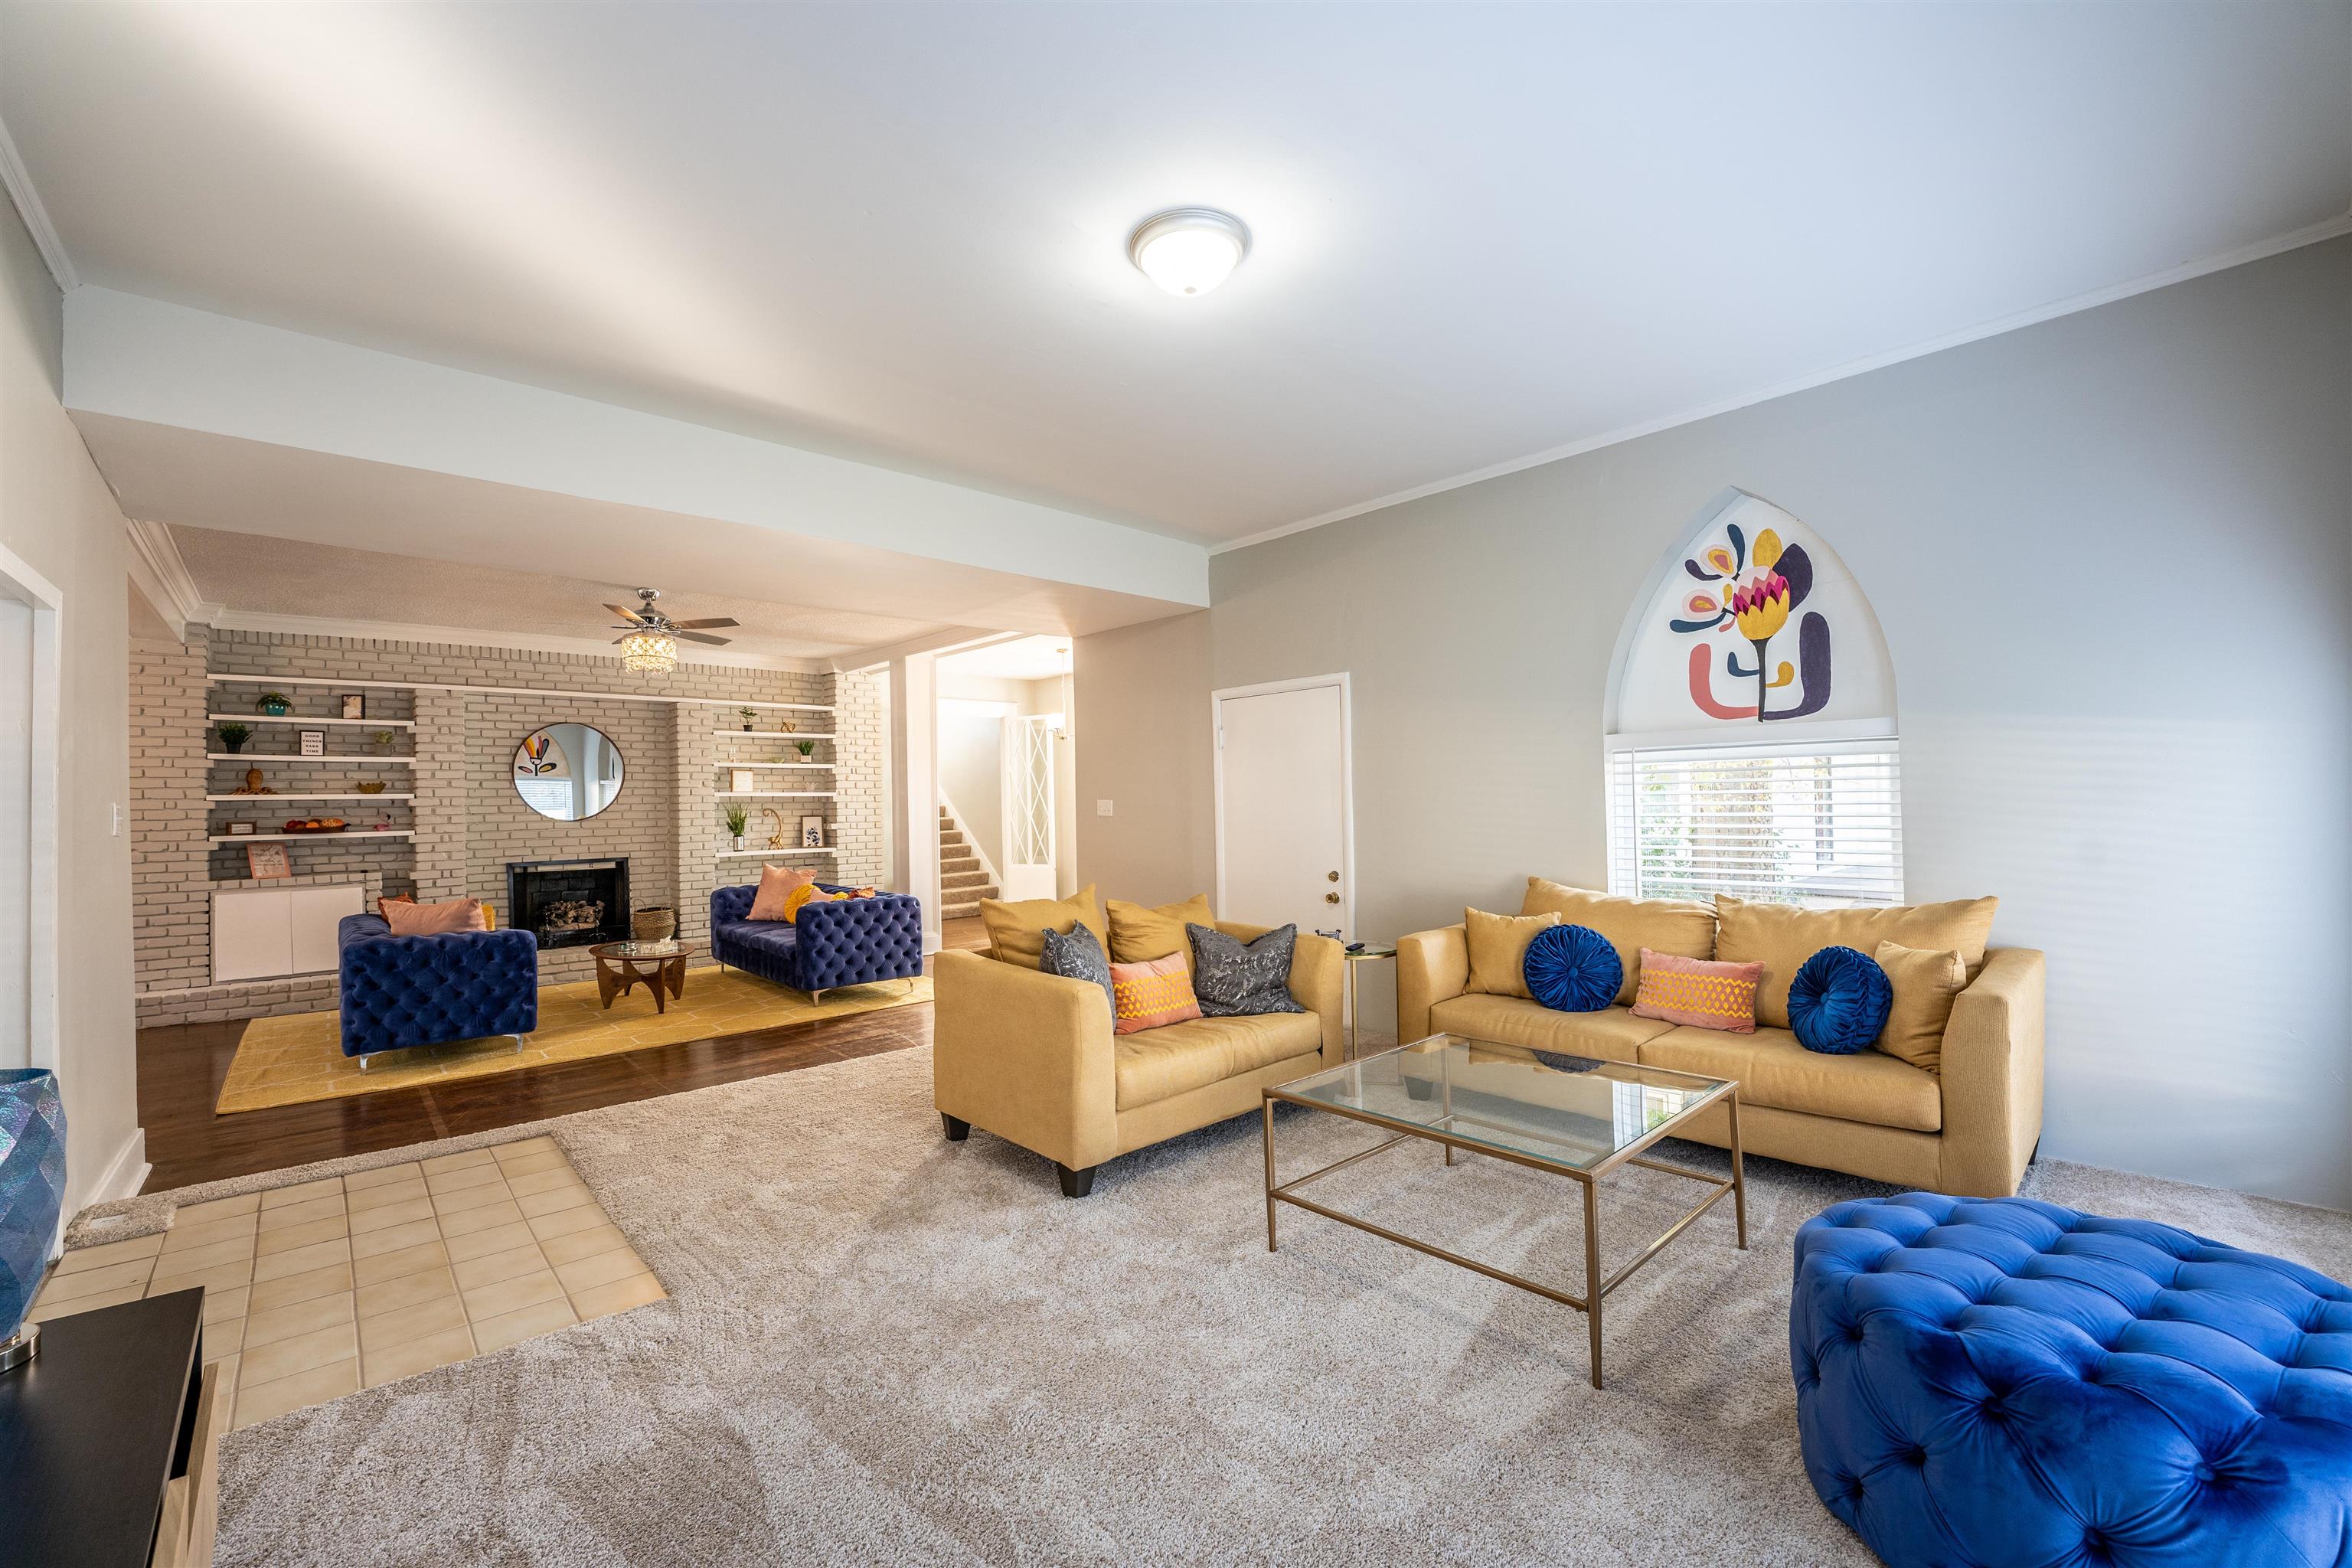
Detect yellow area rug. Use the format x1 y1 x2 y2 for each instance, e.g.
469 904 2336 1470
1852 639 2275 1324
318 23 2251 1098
216 966 932 1112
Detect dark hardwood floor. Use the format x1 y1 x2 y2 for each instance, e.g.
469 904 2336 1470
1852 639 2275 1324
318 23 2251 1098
139 917 995 1193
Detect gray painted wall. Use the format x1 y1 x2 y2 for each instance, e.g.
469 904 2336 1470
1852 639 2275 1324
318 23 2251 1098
2 194 140 1211
1080 237 2351 1209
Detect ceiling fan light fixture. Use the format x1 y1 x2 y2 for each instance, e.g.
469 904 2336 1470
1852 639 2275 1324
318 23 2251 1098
1128 208 1250 297
619 629 678 674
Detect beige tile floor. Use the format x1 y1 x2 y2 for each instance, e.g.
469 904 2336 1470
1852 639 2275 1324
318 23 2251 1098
27 1137 664 1429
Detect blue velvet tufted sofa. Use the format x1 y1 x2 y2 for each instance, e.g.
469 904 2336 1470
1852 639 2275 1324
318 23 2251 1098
336 913 539 1063
1792 1193 2352 1567
710 884 924 1001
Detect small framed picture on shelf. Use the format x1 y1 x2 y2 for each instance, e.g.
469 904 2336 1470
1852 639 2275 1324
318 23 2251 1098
340 694 365 720
299 730 325 756
729 768 756 793
226 820 256 836
799 814 825 850
245 842 291 880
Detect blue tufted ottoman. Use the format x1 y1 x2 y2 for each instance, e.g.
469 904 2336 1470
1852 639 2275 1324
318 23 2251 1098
1792 1194 2352 1568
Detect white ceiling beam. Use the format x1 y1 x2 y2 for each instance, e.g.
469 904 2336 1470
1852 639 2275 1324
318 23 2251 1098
205 608 825 673
63 289 1209 607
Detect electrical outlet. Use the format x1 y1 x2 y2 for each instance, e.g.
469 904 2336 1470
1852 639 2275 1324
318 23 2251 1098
1096 799 1113 817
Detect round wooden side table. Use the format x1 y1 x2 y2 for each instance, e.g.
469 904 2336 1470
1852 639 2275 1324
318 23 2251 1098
590 939 698 1014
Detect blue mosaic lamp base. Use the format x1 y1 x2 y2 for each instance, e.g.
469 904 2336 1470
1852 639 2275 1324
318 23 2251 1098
0 1068 68 1367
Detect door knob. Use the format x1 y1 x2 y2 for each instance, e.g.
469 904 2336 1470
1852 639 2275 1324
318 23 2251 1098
1325 892 1341 904
1327 871 1340 882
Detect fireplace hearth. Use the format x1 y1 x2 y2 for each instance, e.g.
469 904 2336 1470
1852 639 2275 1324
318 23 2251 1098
508 858 632 949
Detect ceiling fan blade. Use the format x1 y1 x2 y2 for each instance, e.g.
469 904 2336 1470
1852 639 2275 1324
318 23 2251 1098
604 603 648 624
668 617 740 629
675 631 733 646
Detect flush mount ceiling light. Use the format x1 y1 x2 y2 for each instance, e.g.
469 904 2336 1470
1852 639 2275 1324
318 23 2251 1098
1127 208 1250 297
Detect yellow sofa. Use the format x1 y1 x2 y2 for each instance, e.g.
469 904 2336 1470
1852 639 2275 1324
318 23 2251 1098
1397 883 2045 1197
933 920 1344 1196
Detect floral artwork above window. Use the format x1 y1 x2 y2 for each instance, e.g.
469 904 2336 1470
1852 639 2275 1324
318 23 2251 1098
1669 521 1831 723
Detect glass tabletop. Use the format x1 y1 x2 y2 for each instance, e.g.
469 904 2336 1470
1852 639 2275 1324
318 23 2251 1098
593 940 696 959
1272 1034 1733 1173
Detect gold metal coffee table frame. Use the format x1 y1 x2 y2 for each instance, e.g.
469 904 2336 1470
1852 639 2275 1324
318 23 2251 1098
1261 1043 1746 1389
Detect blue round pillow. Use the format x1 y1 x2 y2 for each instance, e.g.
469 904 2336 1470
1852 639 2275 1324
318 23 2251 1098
1788 946 1892 1054
1524 923 1622 1012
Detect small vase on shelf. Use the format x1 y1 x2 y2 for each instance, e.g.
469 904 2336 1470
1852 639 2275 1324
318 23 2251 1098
732 834 746 852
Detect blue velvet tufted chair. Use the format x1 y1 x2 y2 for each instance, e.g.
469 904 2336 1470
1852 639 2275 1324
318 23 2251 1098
709 884 924 1002
1792 1193 2352 1567
335 913 539 1066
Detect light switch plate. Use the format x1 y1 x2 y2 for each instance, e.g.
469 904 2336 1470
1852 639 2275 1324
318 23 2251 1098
1096 799 1113 817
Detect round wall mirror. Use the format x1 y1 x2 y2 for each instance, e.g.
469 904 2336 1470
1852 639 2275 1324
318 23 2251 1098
512 724 625 821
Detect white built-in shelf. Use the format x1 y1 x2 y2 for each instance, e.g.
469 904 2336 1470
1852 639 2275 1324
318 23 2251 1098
207 754 413 763
206 792 413 802
711 761 831 770
714 791 837 799
210 714 416 729
699 701 834 713
208 677 417 691
715 731 834 740
714 847 835 858
207 830 415 844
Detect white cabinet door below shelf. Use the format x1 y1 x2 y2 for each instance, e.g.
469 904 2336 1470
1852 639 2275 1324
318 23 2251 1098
212 890 293 984
288 884 364 975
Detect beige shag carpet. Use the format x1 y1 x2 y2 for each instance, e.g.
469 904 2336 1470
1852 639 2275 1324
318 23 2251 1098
206 1045 2352 1567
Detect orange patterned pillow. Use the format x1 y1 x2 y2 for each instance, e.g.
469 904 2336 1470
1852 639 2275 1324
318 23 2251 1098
1109 952 1202 1035
1629 948 1764 1034
747 864 818 921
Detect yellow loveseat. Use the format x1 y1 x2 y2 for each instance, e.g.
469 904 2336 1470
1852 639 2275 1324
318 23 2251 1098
1397 880 2045 1197
933 897 1343 1197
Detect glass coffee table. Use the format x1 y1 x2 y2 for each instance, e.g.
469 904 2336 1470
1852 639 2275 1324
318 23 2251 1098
1263 1034 1746 1388
589 939 698 1014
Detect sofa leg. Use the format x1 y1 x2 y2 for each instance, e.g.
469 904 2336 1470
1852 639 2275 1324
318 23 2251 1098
358 1054 375 1073
511 1034 525 1054
809 988 825 1006
941 1113 970 1142
1056 1162 1098 1199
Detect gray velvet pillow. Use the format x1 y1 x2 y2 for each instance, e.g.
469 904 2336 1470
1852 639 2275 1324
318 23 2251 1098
1040 922 1116 1015
1186 922 1305 1017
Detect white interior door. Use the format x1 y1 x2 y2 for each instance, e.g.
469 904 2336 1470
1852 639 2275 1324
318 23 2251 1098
1214 677 1351 937
0 550 60 1074
999 714 1057 902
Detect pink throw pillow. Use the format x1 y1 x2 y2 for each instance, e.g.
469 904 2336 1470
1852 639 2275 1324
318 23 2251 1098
747 864 818 921
1109 953 1202 1035
1629 948 1765 1034
383 897 488 937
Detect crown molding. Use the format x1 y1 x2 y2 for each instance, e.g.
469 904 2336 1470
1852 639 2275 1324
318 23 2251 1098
124 518 216 633
1210 208 2352 557
0 113 77 292
207 609 827 674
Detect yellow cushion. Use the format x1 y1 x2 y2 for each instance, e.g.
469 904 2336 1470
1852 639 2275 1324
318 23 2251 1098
780 884 850 923
1874 940 1967 1073
1113 1011 1322 1109
1714 893 1998 1030
1107 893 1216 970
1463 908 1558 998
1638 1024 1942 1133
1518 877 1717 1005
1426 995 1674 1065
981 884 1106 971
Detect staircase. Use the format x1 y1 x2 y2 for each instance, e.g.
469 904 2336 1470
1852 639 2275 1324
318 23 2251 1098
939 805 998 920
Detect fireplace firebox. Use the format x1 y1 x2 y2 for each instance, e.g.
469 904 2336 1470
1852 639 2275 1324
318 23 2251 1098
508 858 631 949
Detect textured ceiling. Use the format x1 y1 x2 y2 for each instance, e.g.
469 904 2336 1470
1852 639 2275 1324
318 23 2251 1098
9 2 2345 543
169 525 946 662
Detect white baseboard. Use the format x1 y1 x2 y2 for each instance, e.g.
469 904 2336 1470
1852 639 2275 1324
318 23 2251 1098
90 1126 152 1207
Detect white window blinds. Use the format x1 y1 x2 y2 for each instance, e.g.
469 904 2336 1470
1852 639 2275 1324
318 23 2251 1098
1606 739 1903 908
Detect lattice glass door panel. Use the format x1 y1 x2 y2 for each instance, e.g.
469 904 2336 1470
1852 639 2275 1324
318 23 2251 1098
1001 715 1057 897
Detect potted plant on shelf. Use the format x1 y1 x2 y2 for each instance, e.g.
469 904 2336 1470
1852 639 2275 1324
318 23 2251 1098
738 707 758 732
795 738 817 763
216 721 251 756
254 691 292 717
371 730 397 755
724 802 749 852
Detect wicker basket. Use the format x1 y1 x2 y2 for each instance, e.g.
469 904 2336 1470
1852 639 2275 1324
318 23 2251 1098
631 906 677 942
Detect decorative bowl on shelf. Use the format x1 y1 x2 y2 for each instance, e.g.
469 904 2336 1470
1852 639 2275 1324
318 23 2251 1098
281 818 350 834
355 781 387 794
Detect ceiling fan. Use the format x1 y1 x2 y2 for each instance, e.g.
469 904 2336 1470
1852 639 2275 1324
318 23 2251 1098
606 588 737 672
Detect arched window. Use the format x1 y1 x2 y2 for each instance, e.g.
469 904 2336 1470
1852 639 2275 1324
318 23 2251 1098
1605 491 1901 907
